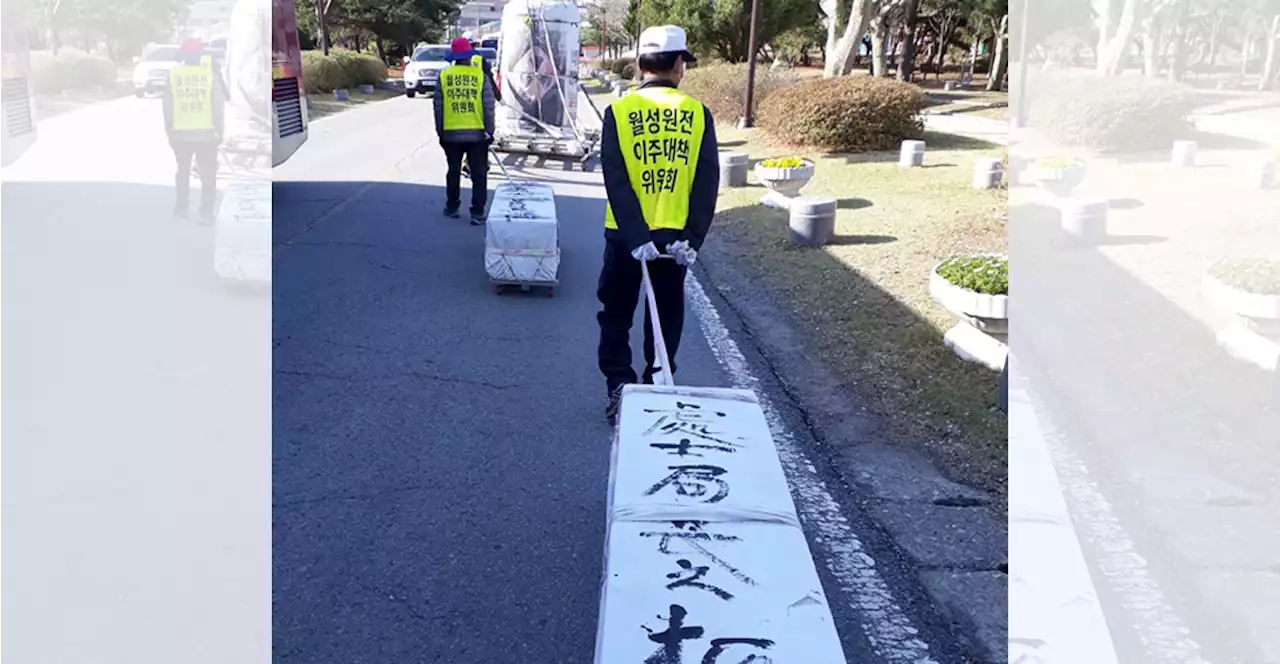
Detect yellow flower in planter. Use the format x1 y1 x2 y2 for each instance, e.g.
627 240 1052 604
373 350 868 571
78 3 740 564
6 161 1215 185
1034 156 1083 169
761 156 807 169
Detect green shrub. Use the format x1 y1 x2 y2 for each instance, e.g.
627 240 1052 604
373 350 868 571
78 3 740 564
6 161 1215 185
30 49 118 93
1028 75 1197 151
937 255 1008 295
302 49 386 93
758 76 925 152
1208 257 1280 295
609 56 634 77
680 62 800 125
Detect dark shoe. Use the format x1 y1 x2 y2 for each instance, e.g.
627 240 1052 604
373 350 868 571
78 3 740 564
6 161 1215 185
469 212 485 226
199 209 216 225
172 205 189 218
443 206 461 219
605 385 626 421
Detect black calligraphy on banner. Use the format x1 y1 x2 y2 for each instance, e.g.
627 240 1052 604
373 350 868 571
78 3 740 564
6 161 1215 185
645 464 729 503
641 604 777 664
701 637 776 664
640 521 757 587
667 558 733 600
626 106 697 195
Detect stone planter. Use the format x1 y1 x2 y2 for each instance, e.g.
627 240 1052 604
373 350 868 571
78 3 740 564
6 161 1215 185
358 84 375 95
929 257 1009 370
1204 266 1280 337
1203 260 1280 371
755 159 815 209
1030 158 1086 197
332 88 350 101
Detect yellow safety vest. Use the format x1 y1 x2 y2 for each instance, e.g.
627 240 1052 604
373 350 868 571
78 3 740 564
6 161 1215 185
169 56 215 132
441 62 485 132
604 87 706 232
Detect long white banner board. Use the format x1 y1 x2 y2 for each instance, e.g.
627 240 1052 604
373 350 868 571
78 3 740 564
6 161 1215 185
596 384 847 663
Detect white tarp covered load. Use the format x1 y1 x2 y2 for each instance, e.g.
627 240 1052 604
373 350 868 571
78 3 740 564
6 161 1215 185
496 0 581 143
484 182 560 285
596 385 847 663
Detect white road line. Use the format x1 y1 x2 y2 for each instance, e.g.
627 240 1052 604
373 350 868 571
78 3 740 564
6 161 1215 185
685 275 939 664
1033 395 1213 664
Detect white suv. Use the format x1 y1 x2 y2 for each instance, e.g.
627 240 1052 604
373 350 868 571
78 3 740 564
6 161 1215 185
403 46 450 97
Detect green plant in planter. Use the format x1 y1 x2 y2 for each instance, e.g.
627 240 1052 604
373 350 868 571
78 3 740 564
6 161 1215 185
761 156 806 169
1208 257 1280 295
938 255 1008 295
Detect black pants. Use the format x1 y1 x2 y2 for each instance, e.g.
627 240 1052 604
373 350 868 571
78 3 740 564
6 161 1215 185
444 141 489 216
173 142 218 216
597 238 688 393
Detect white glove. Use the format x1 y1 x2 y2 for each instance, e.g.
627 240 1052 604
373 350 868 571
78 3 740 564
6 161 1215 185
667 240 698 266
631 241 660 262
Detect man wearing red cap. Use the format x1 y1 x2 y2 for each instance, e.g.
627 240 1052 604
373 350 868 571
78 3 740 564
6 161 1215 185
432 37 497 224
163 37 227 222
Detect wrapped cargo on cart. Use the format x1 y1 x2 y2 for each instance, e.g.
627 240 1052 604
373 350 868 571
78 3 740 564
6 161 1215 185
484 156 561 296
492 0 600 169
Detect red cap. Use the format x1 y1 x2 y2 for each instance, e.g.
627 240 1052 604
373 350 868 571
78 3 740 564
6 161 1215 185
450 37 472 54
179 37 203 52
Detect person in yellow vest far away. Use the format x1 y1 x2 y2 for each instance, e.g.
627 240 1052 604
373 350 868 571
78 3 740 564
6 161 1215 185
162 37 227 223
433 37 497 225
598 25 720 420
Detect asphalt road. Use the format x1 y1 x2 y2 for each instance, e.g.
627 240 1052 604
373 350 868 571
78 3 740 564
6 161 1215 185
2 96 270 662
271 95 971 662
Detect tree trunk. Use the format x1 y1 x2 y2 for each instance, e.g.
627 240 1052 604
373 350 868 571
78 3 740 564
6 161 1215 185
376 36 386 62
1098 0 1141 76
896 0 920 81
870 15 888 77
1261 15 1280 92
825 0 877 77
313 0 331 55
1141 17 1160 77
933 15 957 80
986 14 1008 91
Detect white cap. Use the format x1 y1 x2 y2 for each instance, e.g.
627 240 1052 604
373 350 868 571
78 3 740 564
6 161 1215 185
636 25 696 62
462 30 477 41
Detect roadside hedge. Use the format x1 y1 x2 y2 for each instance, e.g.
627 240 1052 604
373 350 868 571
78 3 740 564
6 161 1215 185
1028 75 1197 151
680 62 799 125
302 50 386 93
30 49 118 93
758 76 925 152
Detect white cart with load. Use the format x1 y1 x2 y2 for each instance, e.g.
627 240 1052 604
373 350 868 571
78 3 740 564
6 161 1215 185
492 0 600 170
484 179 561 296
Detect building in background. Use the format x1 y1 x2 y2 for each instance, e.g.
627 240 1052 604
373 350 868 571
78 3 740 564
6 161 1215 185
177 0 238 42
450 0 509 38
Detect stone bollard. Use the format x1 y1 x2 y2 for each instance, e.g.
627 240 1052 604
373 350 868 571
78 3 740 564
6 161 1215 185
899 140 926 168
972 157 1004 189
1171 140 1198 167
333 88 350 101
358 84 375 95
1061 198 1109 243
944 81 959 91
1248 158 1276 189
788 196 838 247
719 152 749 188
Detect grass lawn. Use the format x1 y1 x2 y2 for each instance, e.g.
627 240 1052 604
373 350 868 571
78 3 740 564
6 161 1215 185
306 87 401 120
712 125 1010 502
